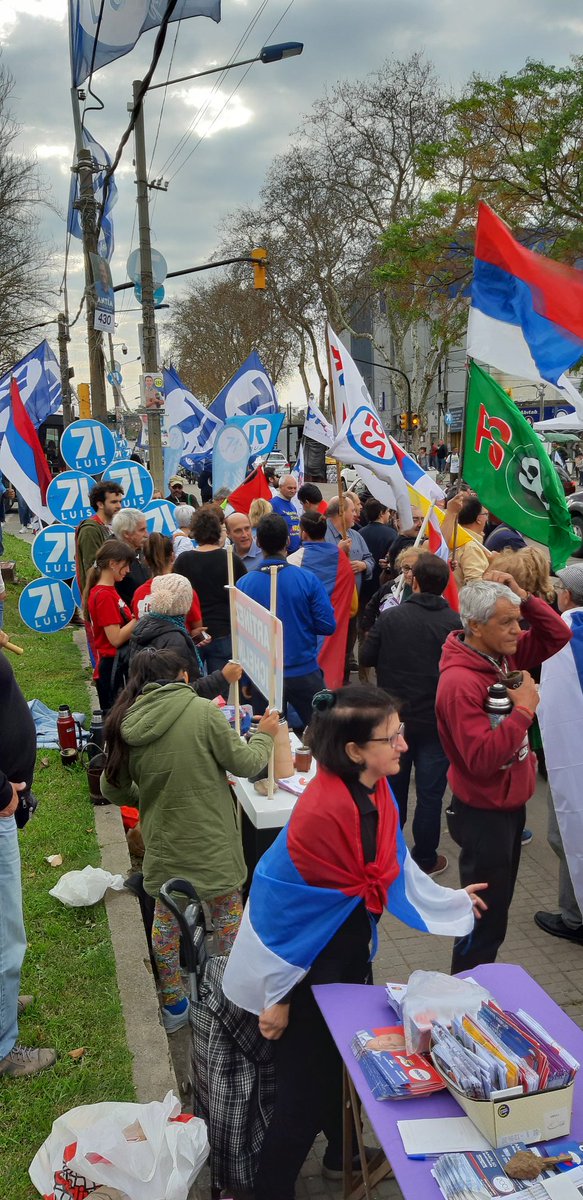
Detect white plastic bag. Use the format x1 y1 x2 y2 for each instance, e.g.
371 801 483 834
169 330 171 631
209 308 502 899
402 969 493 1054
29 1090 209 1200
49 865 126 906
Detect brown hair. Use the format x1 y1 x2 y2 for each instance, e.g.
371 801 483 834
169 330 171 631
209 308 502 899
82 538 135 618
191 505 223 546
143 532 174 576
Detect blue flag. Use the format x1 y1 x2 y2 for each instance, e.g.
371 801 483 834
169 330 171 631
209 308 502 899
0 341 62 439
226 412 284 460
67 127 118 261
164 365 222 467
209 350 279 423
70 0 221 87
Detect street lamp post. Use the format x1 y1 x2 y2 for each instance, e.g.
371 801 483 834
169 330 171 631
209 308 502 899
352 356 413 448
133 41 303 491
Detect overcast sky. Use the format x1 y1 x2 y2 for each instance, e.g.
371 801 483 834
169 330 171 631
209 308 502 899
2 0 583 408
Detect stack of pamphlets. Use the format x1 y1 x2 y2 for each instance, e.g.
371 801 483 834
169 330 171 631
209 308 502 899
434 1144 550 1200
433 1143 581 1200
351 1024 445 1101
431 1001 579 1100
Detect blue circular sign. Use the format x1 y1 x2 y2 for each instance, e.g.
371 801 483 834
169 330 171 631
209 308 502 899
102 459 154 510
47 470 95 525
19 577 75 634
60 419 116 475
144 499 179 536
71 577 82 608
32 524 76 580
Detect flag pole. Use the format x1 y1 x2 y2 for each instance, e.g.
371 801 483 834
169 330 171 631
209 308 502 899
226 544 240 736
267 565 279 802
324 323 347 540
450 358 472 568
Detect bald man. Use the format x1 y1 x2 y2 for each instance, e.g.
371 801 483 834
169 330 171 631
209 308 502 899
225 512 262 571
270 475 301 552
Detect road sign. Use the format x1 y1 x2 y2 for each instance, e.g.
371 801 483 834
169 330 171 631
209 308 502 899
107 370 123 386
143 499 178 536
71 577 82 608
32 525 76 580
19 577 75 634
60 418 116 475
134 283 165 305
127 247 168 286
94 308 114 332
102 459 154 510
47 470 95 525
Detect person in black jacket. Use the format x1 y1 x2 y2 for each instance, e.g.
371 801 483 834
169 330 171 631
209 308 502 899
129 574 241 701
360 553 462 876
0 637 56 1078
111 508 150 607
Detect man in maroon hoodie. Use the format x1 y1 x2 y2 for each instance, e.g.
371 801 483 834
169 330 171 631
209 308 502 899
436 571 570 972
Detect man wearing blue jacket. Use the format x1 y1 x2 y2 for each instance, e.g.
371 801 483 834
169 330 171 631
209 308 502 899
237 514 336 729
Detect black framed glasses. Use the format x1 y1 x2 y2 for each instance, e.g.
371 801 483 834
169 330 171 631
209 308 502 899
367 723 405 748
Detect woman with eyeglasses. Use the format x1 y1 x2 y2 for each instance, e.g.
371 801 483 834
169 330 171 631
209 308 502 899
223 685 487 1200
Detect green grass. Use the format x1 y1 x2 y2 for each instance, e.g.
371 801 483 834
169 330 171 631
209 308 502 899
0 533 135 1200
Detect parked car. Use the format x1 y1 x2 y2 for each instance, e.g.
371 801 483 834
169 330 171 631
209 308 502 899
265 451 290 477
567 490 583 558
554 459 576 497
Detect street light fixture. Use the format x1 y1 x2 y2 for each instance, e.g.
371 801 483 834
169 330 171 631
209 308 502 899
135 40 304 490
147 41 304 91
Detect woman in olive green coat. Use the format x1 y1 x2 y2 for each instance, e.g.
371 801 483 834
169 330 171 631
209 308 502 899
102 646 278 1031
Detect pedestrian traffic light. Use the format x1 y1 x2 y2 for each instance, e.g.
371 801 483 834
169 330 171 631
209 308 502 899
412 413 420 428
251 248 267 290
400 412 409 431
78 382 91 419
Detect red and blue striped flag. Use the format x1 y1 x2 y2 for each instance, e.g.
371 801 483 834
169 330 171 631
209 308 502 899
0 378 53 524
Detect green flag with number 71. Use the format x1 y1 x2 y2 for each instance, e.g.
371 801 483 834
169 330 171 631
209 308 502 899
463 362 579 568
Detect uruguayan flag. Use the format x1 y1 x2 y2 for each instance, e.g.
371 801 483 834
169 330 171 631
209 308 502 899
304 398 333 448
164 365 223 466
539 607 583 915
67 126 118 261
209 350 279 423
70 0 221 88
223 817 474 1014
0 342 62 440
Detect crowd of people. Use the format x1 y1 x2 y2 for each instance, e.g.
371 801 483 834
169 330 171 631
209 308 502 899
1 460 581 1200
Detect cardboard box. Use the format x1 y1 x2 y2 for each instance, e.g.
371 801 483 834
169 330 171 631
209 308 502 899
0 561 17 583
431 1060 574 1148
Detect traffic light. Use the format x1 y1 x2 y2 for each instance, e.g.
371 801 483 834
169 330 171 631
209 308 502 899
412 413 420 428
400 412 409 431
78 382 91 419
251 247 267 290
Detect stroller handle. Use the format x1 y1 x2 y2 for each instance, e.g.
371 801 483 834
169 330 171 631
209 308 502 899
159 878 202 975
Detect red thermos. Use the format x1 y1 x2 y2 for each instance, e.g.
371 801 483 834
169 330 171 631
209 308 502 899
57 705 78 751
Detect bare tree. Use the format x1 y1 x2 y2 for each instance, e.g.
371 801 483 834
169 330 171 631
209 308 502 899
0 58 54 375
168 270 298 403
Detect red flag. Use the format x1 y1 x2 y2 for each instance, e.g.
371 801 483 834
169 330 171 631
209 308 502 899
0 379 53 522
427 522 459 612
228 465 272 514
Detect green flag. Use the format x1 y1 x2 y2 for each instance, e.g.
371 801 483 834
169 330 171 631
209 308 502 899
463 362 579 569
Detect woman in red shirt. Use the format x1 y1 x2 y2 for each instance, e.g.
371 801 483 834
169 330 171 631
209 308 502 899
132 533 203 633
82 539 138 711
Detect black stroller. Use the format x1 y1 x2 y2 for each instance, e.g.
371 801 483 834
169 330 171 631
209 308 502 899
159 879 275 1199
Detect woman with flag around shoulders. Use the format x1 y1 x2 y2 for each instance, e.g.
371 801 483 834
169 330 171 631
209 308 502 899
222 685 487 1198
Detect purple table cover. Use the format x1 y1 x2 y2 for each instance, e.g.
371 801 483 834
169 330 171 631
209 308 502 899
313 963 583 1199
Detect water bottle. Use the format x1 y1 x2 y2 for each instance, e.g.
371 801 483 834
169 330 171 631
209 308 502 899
88 710 105 752
484 682 512 729
57 705 78 752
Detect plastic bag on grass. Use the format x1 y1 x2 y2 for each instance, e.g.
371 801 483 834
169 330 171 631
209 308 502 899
49 865 125 906
29 1090 209 1200
402 969 493 1054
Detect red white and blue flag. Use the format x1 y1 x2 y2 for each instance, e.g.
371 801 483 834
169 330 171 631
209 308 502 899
0 379 53 524
468 202 583 418
288 541 355 687
223 770 474 1014
389 437 444 504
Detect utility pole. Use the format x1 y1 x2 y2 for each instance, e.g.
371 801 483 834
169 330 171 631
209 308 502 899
107 332 124 432
133 79 163 492
75 147 108 421
57 312 74 427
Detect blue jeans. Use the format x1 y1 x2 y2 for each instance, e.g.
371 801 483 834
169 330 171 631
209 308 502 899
0 816 27 1058
16 492 32 528
389 730 449 871
201 634 232 675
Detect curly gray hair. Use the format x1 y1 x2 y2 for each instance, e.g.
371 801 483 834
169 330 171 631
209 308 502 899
111 508 145 538
459 580 521 631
